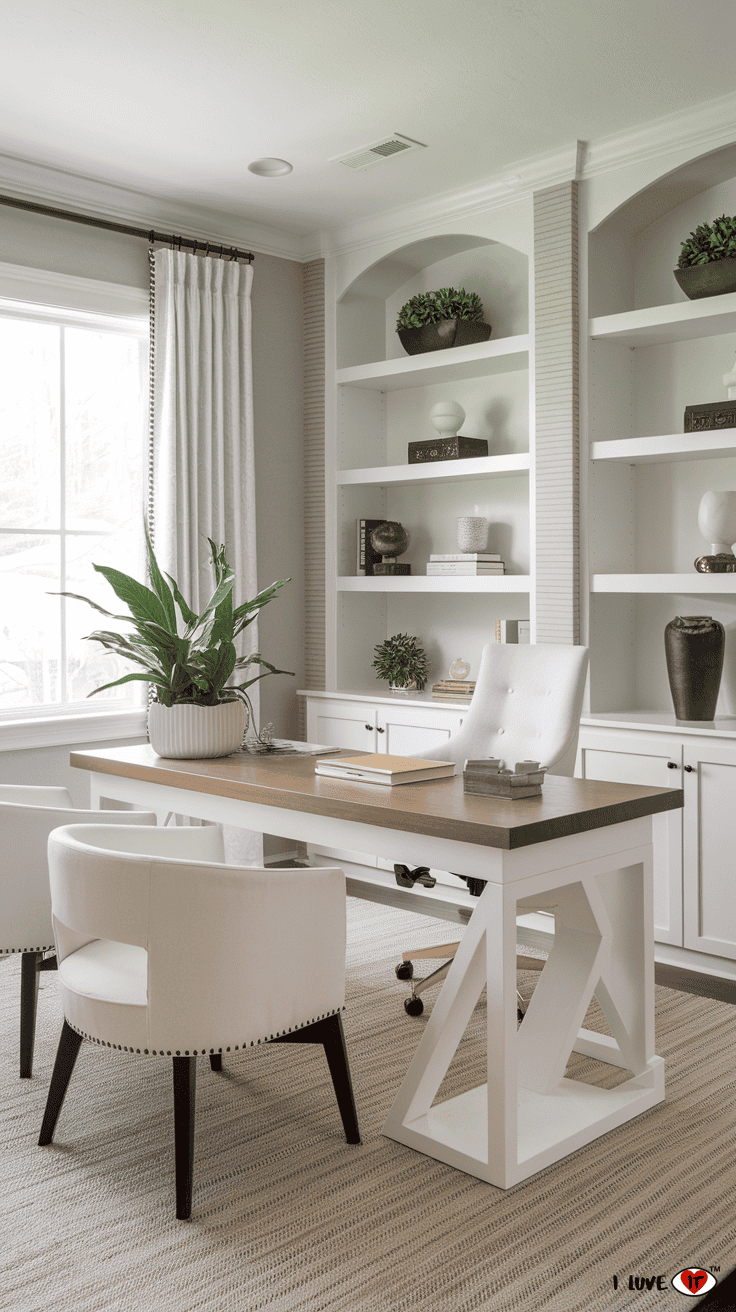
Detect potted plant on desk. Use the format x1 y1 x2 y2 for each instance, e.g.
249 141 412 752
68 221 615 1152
57 528 292 759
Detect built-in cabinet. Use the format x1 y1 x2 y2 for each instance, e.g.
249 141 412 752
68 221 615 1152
304 690 464 757
578 718 736 967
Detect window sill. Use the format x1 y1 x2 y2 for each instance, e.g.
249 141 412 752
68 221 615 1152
0 709 148 753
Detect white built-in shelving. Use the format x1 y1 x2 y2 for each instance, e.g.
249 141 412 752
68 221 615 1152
336 453 530 487
591 574 736 594
591 432 736 465
589 293 736 346
337 575 531 594
336 334 529 391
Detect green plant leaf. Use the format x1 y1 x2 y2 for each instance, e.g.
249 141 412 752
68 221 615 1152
165 574 198 628
92 563 170 630
87 671 160 696
144 522 177 632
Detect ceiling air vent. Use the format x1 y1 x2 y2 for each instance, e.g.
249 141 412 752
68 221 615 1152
336 134 425 170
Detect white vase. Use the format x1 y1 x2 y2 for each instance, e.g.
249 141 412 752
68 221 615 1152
148 701 246 759
697 490 736 554
457 516 488 553
429 400 466 438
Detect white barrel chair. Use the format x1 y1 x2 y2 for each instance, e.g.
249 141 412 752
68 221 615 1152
38 823 360 1220
396 642 590 1014
0 785 156 1077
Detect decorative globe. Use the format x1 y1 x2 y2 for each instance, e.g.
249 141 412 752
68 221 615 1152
370 521 409 558
697 490 736 554
429 401 465 438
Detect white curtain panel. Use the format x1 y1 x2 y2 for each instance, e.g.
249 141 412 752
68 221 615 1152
152 248 262 863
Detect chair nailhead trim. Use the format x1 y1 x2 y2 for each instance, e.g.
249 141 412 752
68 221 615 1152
1 945 55 955
63 1006 346 1056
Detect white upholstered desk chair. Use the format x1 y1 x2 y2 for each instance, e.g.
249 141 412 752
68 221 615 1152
0 786 156 1077
397 642 590 1015
38 823 360 1221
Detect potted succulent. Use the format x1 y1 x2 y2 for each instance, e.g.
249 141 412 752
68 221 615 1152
396 286 491 355
58 527 292 758
372 633 429 694
675 214 736 299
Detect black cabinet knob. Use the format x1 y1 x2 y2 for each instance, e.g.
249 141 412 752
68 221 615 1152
364 724 372 731
667 761 677 769
684 764 694 773
377 726 385 733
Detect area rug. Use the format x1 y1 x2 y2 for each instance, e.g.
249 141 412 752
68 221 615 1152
0 899 734 1312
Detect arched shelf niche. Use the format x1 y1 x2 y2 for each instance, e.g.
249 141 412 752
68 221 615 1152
337 233 528 370
589 139 736 319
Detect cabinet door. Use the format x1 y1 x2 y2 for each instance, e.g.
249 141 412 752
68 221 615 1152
306 698 377 752
683 741 736 960
378 703 464 757
578 731 683 946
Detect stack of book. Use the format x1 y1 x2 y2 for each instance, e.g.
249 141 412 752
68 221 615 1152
426 553 504 577
315 753 455 787
431 679 476 704
462 758 546 799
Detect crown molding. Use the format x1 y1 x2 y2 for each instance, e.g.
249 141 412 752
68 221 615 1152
0 151 306 263
311 141 581 260
584 88 736 181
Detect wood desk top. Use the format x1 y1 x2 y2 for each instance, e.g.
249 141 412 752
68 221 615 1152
71 745 683 851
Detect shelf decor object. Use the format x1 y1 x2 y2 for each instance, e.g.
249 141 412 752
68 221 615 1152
371 633 429 694
664 616 725 723
674 214 736 300
396 286 491 356
462 758 547 799
409 404 488 464
684 348 736 432
370 521 411 575
457 516 488 552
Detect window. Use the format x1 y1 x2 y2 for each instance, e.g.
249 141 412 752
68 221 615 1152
0 294 148 723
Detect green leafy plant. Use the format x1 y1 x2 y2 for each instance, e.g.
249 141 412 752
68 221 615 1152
678 214 736 268
56 526 292 738
396 286 485 331
372 633 429 690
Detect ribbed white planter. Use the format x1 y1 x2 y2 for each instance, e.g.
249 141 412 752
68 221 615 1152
148 701 246 759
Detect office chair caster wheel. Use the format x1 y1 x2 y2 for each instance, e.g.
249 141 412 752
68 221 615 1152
395 961 414 981
517 1007 525 1024
404 995 424 1017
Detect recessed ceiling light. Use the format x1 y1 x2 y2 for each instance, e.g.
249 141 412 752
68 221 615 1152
248 158 293 177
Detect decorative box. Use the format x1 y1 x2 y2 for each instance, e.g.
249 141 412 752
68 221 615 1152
408 436 489 464
684 402 736 433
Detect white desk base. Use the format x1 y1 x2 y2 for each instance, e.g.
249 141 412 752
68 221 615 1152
87 769 664 1189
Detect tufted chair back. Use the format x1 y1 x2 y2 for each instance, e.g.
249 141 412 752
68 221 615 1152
420 642 589 773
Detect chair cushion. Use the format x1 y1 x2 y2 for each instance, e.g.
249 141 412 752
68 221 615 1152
57 940 149 1052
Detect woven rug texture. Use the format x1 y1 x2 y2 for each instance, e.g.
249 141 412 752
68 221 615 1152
1 898 734 1312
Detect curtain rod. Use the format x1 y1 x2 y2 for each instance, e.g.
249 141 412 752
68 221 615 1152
0 193 255 262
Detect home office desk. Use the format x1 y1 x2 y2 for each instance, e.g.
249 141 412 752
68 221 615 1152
71 744 682 1189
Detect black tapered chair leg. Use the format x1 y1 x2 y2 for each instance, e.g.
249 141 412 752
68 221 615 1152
20 951 42 1078
320 1014 361 1144
172 1056 196 1220
209 1053 222 1072
38 1020 83 1144
271 1013 360 1144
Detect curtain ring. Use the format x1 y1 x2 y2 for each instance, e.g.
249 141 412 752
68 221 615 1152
205 241 210 258
148 229 155 246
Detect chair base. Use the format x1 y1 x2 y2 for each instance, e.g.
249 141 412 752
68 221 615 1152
40 1011 360 1222
20 951 56 1079
397 943 545 1020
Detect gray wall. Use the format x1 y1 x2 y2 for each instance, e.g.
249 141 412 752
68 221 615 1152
0 207 306 780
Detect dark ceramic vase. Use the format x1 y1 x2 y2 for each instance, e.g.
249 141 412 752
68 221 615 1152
673 258 736 300
664 615 725 721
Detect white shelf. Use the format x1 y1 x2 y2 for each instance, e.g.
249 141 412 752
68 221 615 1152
591 573 736 594
336 334 530 391
337 453 530 487
591 431 736 465
581 711 736 737
589 293 736 347
337 575 531 593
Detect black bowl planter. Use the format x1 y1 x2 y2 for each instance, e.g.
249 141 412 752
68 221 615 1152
397 318 492 356
674 257 736 300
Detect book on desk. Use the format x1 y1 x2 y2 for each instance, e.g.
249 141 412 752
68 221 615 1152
314 753 455 786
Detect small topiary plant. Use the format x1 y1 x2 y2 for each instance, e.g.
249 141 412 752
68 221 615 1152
372 633 429 690
396 286 485 331
678 214 736 268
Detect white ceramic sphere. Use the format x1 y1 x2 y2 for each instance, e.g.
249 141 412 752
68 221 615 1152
698 490 736 553
457 516 488 552
429 401 465 438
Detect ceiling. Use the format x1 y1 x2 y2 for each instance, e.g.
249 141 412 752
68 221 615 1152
3 0 736 240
